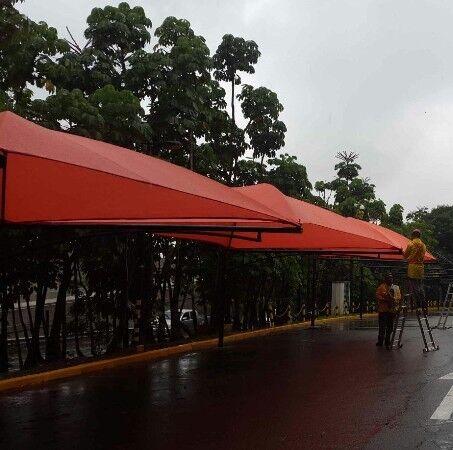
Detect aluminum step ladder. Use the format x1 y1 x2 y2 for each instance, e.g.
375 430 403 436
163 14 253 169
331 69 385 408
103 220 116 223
390 293 439 352
433 282 453 330
416 308 439 353
389 304 407 349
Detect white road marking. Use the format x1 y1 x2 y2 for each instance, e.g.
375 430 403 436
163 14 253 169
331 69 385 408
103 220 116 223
440 372 453 380
431 385 453 420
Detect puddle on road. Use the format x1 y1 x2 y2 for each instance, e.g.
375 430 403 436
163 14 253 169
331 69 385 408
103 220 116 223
348 320 379 330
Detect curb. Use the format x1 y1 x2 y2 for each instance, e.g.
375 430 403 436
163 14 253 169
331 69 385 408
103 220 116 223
0 313 377 393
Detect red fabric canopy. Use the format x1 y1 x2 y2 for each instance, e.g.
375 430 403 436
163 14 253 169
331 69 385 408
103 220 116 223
333 221 436 262
0 112 300 233
163 183 435 261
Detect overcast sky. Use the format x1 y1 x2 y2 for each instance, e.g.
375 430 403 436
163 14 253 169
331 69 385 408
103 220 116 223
18 0 453 214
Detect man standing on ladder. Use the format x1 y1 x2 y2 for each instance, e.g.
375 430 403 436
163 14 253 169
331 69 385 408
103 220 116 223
389 229 438 352
403 229 427 310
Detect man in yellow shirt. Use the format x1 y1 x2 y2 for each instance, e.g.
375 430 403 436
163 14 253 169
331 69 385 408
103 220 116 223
403 229 427 310
376 274 396 348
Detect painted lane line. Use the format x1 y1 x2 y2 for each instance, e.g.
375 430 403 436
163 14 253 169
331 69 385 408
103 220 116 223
431 385 453 420
440 372 453 380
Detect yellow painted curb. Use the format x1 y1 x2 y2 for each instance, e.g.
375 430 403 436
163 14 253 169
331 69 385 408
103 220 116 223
0 313 377 393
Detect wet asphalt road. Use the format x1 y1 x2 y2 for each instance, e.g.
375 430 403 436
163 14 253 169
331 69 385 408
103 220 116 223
2 317 453 449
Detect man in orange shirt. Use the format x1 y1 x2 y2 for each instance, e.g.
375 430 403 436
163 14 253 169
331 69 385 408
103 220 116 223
376 274 395 348
403 229 427 310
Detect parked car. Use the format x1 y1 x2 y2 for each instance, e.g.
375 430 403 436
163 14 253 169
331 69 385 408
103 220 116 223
164 309 206 333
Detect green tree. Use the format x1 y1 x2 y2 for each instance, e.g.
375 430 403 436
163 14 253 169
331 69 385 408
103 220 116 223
39 3 152 97
89 84 151 147
313 180 334 206
84 2 152 76
233 159 267 186
213 34 260 124
151 17 226 168
239 84 286 163
0 3 68 112
30 88 103 138
316 152 387 222
425 206 453 258
30 85 151 148
34 3 153 147
199 115 248 183
406 207 437 250
266 153 312 199
386 204 404 227
334 151 361 186
367 199 387 224
125 49 168 109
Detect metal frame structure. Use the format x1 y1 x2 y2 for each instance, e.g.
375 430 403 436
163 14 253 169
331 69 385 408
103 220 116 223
433 282 453 330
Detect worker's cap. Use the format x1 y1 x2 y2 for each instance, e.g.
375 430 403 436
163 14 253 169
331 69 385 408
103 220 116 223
411 228 421 237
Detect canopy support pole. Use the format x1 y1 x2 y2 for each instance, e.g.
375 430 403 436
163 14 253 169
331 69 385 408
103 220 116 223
305 256 310 322
0 153 7 223
217 249 229 348
359 265 364 319
349 259 354 314
310 255 317 327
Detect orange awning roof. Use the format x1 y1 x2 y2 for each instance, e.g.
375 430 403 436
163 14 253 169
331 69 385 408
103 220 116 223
162 183 435 261
0 112 300 234
327 221 436 262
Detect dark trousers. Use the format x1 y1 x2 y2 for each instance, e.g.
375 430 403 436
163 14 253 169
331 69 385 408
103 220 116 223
378 312 394 345
407 278 426 310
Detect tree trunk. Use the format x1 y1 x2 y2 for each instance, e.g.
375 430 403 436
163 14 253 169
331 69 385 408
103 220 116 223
231 79 235 124
43 310 50 343
232 296 241 331
169 280 182 341
11 298 23 370
216 250 229 346
121 291 129 349
88 300 95 355
191 283 198 335
170 245 183 341
209 252 223 333
201 293 209 328
0 284 9 373
61 305 67 359
122 238 130 349
24 282 47 369
229 79 237 184
139 233 154 345
156 282 167 342
74 306 83 358
17 295 31 353
25 294 33 333
107 289 129 354
259 295 268 328
73 264 84 358
46 254 71 362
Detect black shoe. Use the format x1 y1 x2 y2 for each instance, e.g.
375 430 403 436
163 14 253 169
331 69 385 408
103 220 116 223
376 342 383 347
